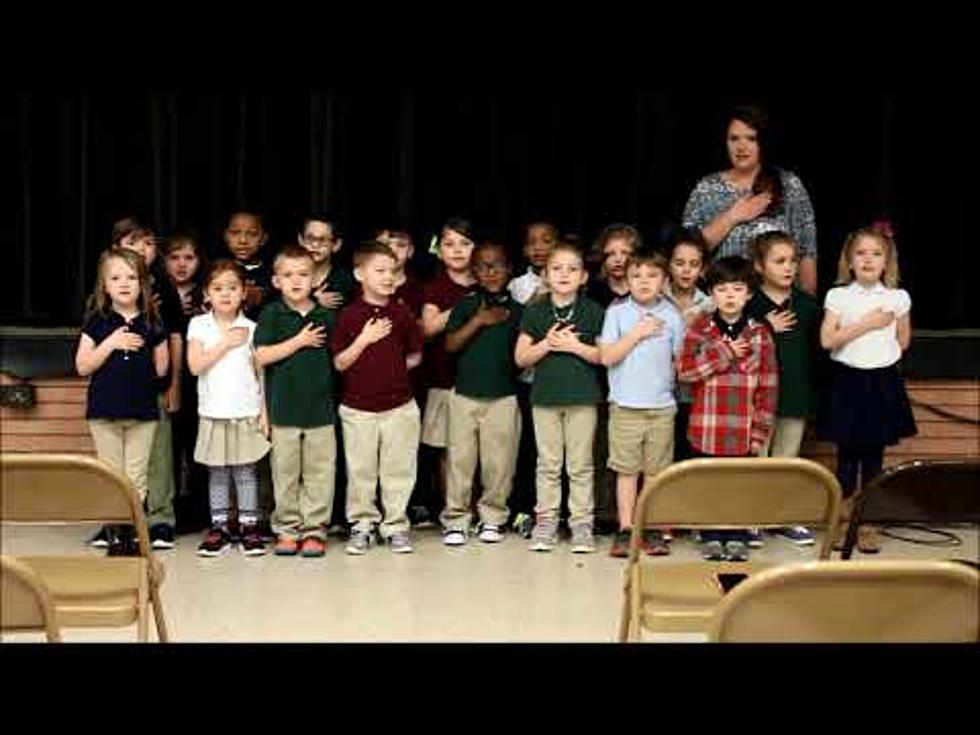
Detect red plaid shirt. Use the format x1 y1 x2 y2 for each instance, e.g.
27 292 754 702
678 313 778 456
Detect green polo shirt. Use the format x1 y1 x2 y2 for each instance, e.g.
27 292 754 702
447 292 523 399
520 296 604 406
314 265 356 309
747 285 819 417
254 299 336 427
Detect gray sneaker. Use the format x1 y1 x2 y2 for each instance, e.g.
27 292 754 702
345 529 373 556
389 531 414 554
529 519 558 552
570 523 596 553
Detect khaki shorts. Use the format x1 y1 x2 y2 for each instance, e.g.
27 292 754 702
421 387 452 448
607 403 676 476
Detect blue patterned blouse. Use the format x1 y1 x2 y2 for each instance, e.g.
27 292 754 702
682 169 817 260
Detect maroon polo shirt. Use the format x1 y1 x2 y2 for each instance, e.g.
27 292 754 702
331 297 424 412
421 270 476 390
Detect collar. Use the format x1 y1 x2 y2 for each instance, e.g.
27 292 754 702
849 280 886 295
629 296 663 314
712 311 749 339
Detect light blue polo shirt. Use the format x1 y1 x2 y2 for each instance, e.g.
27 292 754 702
600 296 685 409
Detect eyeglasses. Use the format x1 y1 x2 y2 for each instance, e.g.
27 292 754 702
302 235 335 247
473 262 506 274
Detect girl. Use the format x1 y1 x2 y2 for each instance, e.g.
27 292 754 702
187 259 271 557
586 223 640 307
163 233 208 533
76 248 169 556
818 222 916 553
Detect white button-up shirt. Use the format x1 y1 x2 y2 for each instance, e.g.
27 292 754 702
824 281 911 369
186 311 261 418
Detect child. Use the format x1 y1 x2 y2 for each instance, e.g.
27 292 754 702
747 231 821 546
818 222 916 553
440 241 523 545
586 223 639 307
298 213 355 311
75 248 169 556
665 228 713 462
255 245 337 557
163 232 209 533
586 224 641 536
678 255 778 562
331 241 423 555
507 221 558 537
187 259 271 556
113 222 182 550
514 242 604 553
223 210 272 320
598 251 685 558
419 218 478 519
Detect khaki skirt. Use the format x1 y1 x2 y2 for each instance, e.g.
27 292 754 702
194 416 270 467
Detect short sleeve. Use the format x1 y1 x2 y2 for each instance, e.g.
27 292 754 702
892 289 912 317
330 308 357 355
81 313 107 342
682 176 722 230
668 309 686 357
824 287 844 314
599 307 620 345
253 304 277 347
520 303 546 340
186 315 206 344
400 305 424 354
783 171 818 259
446 296 476 334
149 321 167 348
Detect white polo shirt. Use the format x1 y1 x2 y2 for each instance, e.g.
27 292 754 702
508 267 547 305
186 311 261 418
824 281 911 369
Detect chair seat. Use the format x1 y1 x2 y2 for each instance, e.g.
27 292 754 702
635 561 773 634
18 556 148 628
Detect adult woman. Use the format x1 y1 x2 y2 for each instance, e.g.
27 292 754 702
683 105 818 294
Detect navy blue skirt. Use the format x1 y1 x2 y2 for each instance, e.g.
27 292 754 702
817 362 917 448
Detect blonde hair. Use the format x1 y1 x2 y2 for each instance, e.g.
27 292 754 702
836 224 900 288
85 248 160 328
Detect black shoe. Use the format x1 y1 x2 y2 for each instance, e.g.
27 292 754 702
89 525 110 548
149 523 176 550
409 505 437 529
107 525 140 557
593 518 618 537
258 519 276 542
241 524 267 556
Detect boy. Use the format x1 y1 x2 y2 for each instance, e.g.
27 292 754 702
331 241 423 554
224 210 272 320
298 213 355 311
514 242 604 553
440 241 523 545
254 244 337 557
747 231 820 546
677 255 778 562
598 251 685 558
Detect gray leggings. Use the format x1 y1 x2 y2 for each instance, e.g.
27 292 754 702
208 464 258 526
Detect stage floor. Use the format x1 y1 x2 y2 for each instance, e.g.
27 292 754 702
3 523 977 643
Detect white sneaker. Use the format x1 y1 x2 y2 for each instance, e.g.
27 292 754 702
477 524 504 543
442 528 467 546
570 524 596 554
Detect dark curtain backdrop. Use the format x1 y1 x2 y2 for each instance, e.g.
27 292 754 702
6 89 972 328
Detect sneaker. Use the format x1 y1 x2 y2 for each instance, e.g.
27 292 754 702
529 519 558 552
107 526 139 557
240 525 267 556
724 540 749 562
149 523 175 550
477 524 504 544
513 512 535 540
857 524 882 554
326 523 348 538
89 525 110 548
274 535 299 556
662 528 674 543
299 537 327 558
389 531 414 554
570 524 596 554
772 526 816 546
640 529 670 556
409 506 437 529
258 519 276 543
197 527 231 557
746 528 764 548
702 540 725 561
609 529 632 558
345 529 373 556
442 528 468 546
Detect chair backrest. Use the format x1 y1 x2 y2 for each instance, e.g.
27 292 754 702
1 554 62 642
632 457 841 558
1 453 142 524
710 560 980 643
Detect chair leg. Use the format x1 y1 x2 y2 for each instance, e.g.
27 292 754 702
618 591 631 642
151 584 169 642
137 577 149 643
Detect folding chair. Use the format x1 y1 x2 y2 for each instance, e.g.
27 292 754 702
841 459 980 560
0 453 169 642
1 555 62 642
619 457 841 641
709 559 980 642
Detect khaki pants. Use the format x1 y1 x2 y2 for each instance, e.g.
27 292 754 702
145 397 175 527
441 393 521 530
760 416 807 458
340 401 420 538
270 424 337 541
532 405 597 526
88 419 158 502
